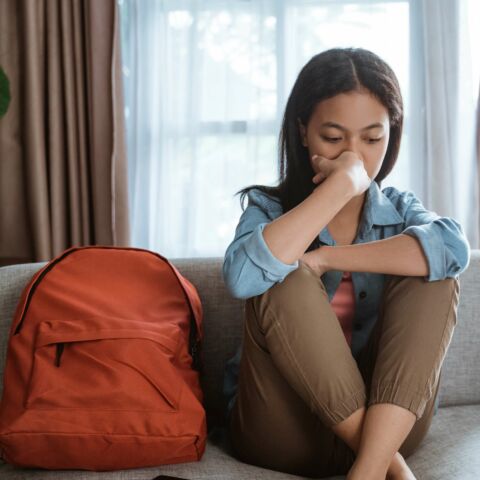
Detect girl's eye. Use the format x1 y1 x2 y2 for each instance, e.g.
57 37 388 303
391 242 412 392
322 136 342 143
321 136 383 144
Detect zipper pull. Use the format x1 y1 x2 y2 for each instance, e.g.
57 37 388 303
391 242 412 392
55 343 64 367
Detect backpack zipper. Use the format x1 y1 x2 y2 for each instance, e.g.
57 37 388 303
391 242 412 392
55 343 64 367
14 249 77 335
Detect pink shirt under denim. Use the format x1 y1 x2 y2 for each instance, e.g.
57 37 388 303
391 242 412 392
330 271 355 346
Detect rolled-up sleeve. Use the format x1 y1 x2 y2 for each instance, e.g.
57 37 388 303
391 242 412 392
223 193 299 299
400 192 471 281
243 223 299 281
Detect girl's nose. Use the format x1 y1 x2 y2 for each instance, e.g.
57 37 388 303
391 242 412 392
342 139 364 162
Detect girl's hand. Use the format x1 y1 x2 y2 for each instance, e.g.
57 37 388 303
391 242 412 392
311 151 372 196
299 248 330 277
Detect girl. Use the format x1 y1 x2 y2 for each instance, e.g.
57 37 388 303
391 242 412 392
222 47 470 479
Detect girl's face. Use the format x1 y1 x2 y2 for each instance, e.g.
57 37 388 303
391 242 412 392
298 89 390 181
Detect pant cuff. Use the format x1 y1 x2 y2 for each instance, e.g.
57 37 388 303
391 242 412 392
321 387 367 428
368 381 429 420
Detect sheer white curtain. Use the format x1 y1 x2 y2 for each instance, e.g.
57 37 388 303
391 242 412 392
415 0 480 248
118 0 480 258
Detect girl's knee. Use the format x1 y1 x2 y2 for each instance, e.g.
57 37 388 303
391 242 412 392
383 275 460 315
388 273 459 292
256 262 326 304
249 265 329 332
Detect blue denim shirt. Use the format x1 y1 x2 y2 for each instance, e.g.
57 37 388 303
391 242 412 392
222 180 471 421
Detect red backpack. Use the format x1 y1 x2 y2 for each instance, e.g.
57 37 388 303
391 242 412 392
0 246 206 471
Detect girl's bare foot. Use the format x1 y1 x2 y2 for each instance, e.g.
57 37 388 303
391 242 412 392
386 452 417 480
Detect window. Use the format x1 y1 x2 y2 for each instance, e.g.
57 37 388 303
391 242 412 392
119 0 479 256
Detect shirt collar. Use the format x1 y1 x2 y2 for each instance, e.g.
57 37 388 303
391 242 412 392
364 180 403 229
319 180 403 245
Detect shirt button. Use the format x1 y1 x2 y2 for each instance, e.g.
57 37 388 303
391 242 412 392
359 291 367 299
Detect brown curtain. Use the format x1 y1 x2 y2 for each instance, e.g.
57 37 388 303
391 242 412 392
0 0 130 267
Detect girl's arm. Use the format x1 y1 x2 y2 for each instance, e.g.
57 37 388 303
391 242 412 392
314 190 471 281
262 170 356 265
223 171 360 299
223 190 299 300
319 234 429 276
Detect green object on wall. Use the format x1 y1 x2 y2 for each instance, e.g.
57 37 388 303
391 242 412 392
0 67 11 118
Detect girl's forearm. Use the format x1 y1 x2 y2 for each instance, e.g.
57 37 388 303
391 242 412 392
262 172 355 265
322 234 429 277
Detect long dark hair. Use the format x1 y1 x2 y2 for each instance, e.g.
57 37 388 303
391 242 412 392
234 47 404 252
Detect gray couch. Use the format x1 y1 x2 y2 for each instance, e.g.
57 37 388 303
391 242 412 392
0 254 479 479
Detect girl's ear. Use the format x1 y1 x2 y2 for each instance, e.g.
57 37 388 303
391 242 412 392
297 118 308 147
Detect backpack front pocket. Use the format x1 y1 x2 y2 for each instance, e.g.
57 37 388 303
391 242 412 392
25 318 183 412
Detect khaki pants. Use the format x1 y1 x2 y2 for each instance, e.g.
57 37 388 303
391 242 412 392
228 262 460 478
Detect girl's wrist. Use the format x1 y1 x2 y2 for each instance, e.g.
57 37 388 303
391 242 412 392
315 245 332 274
